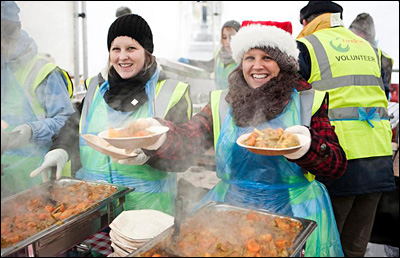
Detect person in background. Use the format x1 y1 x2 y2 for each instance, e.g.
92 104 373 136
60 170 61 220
115 6 131 18
178 20 241 90
296 1 396 256
30 14 192 216
1 1 75 197
349 12 394 99
125 21 347 257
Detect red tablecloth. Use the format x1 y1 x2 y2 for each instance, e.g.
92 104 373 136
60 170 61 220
85 232 113 256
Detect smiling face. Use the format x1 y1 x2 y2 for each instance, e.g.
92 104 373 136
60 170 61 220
242 48 280 89
109 36 145 79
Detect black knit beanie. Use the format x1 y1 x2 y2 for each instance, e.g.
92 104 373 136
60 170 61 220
299 1 343 24
107 14 153 53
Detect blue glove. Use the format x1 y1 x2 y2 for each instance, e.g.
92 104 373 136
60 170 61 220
178 57 190 64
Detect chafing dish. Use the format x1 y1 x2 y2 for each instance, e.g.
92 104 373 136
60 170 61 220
1 178 134 257
129 202 317 257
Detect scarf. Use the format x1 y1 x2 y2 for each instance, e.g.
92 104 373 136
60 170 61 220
226 67 302 127
105 62 157 112
297 13 343 39
218 47 236 66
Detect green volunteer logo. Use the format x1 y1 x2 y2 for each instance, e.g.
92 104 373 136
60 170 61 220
329 37 350 52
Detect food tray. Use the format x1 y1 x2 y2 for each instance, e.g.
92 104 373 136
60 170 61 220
129 202 317 257
1 178 134 257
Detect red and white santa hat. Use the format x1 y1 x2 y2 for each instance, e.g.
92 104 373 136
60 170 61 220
231 21 299 72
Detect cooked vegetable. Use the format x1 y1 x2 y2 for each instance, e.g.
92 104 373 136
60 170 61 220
1 182 117 248
243 127 300 148
137 209 303 257
108 120 154 138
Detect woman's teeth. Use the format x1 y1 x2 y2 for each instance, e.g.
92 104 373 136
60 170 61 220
253 74 267 79
120 64 132 67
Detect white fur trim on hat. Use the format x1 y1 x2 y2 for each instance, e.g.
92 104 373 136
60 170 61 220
231 24 299 63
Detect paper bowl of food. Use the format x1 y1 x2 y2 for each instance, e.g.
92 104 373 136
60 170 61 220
236 127 311 156
82 134 138 159
98 120 169 150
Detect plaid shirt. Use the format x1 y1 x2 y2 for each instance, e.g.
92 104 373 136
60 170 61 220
148 82 347 180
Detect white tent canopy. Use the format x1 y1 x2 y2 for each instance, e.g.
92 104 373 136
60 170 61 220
16 1 399 86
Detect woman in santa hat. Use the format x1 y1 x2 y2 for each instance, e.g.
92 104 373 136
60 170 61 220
113 21 346 257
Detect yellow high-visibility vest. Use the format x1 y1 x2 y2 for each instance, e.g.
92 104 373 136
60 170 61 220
298 27 392 160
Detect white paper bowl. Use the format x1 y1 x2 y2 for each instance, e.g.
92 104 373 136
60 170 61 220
98 126 169 150
82 134 138 159
237 133 311 156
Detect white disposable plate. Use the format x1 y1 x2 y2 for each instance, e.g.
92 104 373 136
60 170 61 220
110 233 142 253
110 242 131 257
109 210 174 240
98 126 169 149
82 134 138 159
237 133 310 156
109 230 148 248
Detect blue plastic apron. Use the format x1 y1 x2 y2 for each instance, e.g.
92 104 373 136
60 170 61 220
76 70 177 215
199 89 344 257
1 65 45 195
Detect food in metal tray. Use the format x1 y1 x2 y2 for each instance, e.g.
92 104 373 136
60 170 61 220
137 209 303 257
1 182 117 249
242 127 300 149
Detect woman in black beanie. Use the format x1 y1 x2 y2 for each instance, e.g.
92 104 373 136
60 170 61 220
31 14 193 216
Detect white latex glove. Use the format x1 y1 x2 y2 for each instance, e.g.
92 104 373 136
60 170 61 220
30 149 69 182
112 149 150 165
137 117 167 150
283 125 311 160
7 124 32 149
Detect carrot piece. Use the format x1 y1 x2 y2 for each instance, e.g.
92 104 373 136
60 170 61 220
275 238 287 248
246 239 260 253
45 205 54 212
8 235 20 243
246 211 260 221
246 136 256 146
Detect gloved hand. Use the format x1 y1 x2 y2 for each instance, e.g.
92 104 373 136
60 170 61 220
6 124 32 150
136 118 167 150
112 149 150 165
178 57 190 64
283 125 311 160
30 149 69 182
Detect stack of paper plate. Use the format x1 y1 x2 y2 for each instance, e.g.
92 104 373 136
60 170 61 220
109 210 174 256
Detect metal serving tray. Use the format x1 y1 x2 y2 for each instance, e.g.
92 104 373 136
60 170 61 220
1 178 134 257
129 202 317 257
